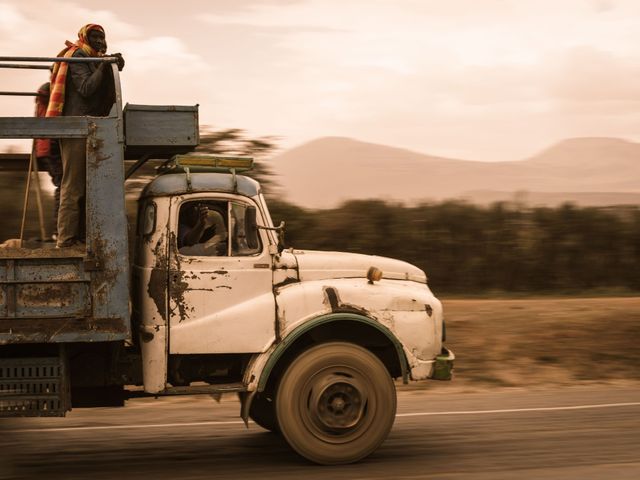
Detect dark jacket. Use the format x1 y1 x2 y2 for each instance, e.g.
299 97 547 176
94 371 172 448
62 49 115 117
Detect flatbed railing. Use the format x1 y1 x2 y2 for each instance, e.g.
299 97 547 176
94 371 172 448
0 56 122 97
0 56 131 341
0 55 125 245
0 56 124 136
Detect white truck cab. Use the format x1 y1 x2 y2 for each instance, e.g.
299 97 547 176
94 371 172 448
132 155 454 464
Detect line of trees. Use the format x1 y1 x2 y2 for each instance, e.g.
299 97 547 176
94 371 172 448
268 199 640 294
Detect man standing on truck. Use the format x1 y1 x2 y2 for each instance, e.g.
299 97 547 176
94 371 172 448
35 81 62 240
46 24 124 248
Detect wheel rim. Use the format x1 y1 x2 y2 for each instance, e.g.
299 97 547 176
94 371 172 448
299 366 375 444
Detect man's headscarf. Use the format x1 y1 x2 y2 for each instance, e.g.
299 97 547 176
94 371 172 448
46 24 105 117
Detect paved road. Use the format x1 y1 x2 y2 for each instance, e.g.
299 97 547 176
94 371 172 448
1 384 639 479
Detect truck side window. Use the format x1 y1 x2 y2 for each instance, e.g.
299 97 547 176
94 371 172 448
230 202 261 256
178 200 261 257
138 202 156 236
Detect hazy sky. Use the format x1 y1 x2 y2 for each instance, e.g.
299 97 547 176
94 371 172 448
1 0 639 160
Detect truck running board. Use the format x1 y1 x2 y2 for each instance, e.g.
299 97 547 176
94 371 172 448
127 382 247 398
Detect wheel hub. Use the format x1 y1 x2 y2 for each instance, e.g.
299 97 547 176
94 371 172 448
312 376 367 431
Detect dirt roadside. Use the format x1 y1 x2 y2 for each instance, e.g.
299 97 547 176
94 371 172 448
403 296 640 391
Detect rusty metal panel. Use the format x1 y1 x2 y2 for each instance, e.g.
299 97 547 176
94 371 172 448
0 257 90 319
0 117 130 344
0 259 13 319
123 104 198 159
85 117 130 338
0 116 89 139
0 317 128 344
15 283 89 318
12 258 86 282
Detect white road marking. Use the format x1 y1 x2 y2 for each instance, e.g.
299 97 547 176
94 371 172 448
7 401 640 433
396 401 640 417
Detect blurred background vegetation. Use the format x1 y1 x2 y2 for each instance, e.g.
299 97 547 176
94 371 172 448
268 199 640 295
3 129 639 296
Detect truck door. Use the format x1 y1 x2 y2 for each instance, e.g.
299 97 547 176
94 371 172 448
167 195 275 354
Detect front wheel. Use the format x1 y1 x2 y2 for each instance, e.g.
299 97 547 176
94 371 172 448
276 342 396 465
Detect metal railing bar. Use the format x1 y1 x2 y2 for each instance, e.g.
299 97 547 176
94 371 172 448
0 56 118 63
0 280 90 285
0 92 42 97
0 64 50 70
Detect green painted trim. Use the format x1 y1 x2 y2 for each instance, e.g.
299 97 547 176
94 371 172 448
257 313 409 391
432 347 455 381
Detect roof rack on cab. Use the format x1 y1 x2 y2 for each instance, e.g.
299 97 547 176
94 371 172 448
158 154 254 174
157 154 254 192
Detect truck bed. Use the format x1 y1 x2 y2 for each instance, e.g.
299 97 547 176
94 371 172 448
0 245 130 344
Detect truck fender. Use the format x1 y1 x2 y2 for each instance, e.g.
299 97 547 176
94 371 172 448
240 312 409 424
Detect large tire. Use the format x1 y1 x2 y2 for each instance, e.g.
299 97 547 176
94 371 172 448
276 342 396 465
249 392 279 432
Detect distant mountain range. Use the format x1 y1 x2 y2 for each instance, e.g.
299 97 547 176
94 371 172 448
270 137 640 208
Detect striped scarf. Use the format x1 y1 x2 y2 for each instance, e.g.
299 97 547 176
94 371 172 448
46 24 105 117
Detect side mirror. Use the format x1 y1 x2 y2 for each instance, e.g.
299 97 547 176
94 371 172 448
276 221 285 253
256 219 286 254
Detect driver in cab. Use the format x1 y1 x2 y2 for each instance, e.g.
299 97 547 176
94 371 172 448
178 203 227 256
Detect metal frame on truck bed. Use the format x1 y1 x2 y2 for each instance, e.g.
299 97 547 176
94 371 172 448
0 56 198 415
0 56 130 345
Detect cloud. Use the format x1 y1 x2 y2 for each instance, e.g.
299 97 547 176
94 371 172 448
0 1 212 108
593 0 616 13
545 47 640 111
119 36 211 73
0 1 138 54
116 36 213 107
3 0 640 161
0 3 22 31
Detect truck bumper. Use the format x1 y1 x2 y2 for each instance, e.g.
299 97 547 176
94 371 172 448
407 346 455 381
432 347 455 380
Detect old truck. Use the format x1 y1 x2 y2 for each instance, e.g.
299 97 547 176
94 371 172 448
0 55 454 465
